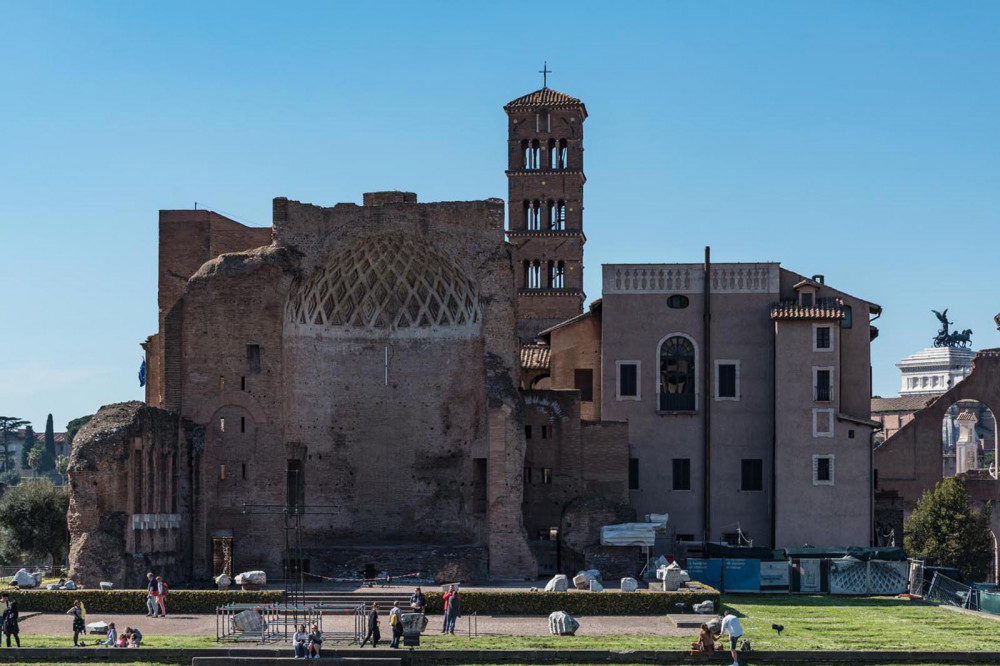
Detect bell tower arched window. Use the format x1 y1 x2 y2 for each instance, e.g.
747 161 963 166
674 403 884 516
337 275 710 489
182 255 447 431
659 335 696 411
524 140 541 169
525 200 542 230
549 260 565 288
524 260 542 289
549 200 566 230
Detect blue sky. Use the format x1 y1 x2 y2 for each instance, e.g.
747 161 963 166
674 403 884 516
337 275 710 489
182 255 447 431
1 1 998 430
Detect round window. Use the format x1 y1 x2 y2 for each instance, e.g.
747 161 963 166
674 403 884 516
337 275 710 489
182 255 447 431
667 294 689 309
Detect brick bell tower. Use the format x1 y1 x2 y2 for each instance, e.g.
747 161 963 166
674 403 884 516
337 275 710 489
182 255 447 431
504 74 587 343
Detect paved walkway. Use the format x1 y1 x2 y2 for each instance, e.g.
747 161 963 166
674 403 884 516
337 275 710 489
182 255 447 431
20 612 691 639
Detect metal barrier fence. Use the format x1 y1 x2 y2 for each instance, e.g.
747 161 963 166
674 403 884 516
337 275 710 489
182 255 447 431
926 571 973 609
216 601 363 644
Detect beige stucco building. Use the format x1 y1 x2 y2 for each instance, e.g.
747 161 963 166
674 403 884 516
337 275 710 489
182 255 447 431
530 262 881 549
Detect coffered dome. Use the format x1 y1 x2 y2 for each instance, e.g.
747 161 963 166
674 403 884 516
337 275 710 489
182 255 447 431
285 236 481 335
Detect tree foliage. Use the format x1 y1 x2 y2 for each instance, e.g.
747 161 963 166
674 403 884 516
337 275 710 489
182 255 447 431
19 426 34 469
42 413 56 472
0 479 69 567
0 417 28 473
55 455 70 485
904 476 993 581
64 415 93 448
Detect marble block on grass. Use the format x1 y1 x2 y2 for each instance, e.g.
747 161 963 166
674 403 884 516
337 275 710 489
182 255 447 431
544 574 569 592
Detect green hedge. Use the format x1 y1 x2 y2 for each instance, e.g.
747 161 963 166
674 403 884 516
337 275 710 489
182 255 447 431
6 589 283 614
421 585 719 615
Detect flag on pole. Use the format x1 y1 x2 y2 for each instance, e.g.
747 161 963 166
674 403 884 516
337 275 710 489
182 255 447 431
138 359 146 387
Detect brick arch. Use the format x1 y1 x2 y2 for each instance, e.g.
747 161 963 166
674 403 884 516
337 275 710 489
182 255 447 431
194 390 267 426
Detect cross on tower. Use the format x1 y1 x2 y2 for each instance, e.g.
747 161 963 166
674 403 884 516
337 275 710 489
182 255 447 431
539 61 551 89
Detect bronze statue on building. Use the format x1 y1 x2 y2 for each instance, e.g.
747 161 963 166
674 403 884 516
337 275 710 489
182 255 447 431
933 309 972 348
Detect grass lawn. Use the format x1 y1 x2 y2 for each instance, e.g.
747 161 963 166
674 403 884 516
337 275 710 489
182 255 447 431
418 595 997 652
7 595 997 655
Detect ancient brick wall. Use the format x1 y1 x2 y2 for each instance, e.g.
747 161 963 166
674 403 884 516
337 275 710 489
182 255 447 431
67 401 188 588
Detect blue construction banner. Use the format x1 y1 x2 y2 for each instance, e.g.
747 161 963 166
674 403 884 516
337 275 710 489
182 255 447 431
724 558 761 592
688 558 723 589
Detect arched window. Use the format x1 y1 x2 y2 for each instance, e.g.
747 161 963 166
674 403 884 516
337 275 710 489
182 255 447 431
558 139 568 169
548 139 557 168
659 336 696 411
525 260 542 289
524 140 541 169
549 260 565 288
525 200 541 230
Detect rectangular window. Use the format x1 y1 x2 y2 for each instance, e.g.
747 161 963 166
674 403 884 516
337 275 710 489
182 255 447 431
240 417 246 433
617 361 640 400
219 417 225 433
741 459 763 491
541 425 550 439
628 458 639 490
246 344 262 374
525 425 532 439
715 361 739 400
241 376 246 391
219 464 226 481
524 466 532 484
672 458 691 491
814 325 832 351
813 455 835 485
814 368 833 402
541 468 552 484
801 292 814 307
220 376 226 391
241 463 247 480
574 369 594 402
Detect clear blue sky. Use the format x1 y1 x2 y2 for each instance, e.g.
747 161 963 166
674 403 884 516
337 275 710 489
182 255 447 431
1 1 998 431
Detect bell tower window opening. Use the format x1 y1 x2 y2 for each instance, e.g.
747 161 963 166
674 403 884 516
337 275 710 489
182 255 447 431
536 110 550 133
524 140 541 169
549 261 565 289
526 261 543 289
549 200 566 230
525 200 542 230
548 139 557 169
558 139 568 169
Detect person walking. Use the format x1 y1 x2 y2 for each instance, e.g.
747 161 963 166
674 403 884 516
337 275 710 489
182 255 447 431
359 602 380 648
719 609 744 666
2 599 19 647
66 600 85 646
445 585 461 635
145 572 159 617
155 575 168 617
388 601 403 649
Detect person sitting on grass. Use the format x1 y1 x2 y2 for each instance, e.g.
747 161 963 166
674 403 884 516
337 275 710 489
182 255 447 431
689 623 716 655
127 626 143 647
98 621 118 647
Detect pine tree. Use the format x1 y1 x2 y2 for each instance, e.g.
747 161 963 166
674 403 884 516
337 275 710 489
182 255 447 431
904 476 993 581
43 413 56 471
0 417 28 473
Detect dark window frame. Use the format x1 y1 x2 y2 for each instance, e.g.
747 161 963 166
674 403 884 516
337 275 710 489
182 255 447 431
672 458 691 491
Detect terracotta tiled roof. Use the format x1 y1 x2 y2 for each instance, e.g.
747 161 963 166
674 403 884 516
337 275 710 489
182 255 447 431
504 88 585 111
520 345 550 370
871 395 936 413
770 297 845 321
